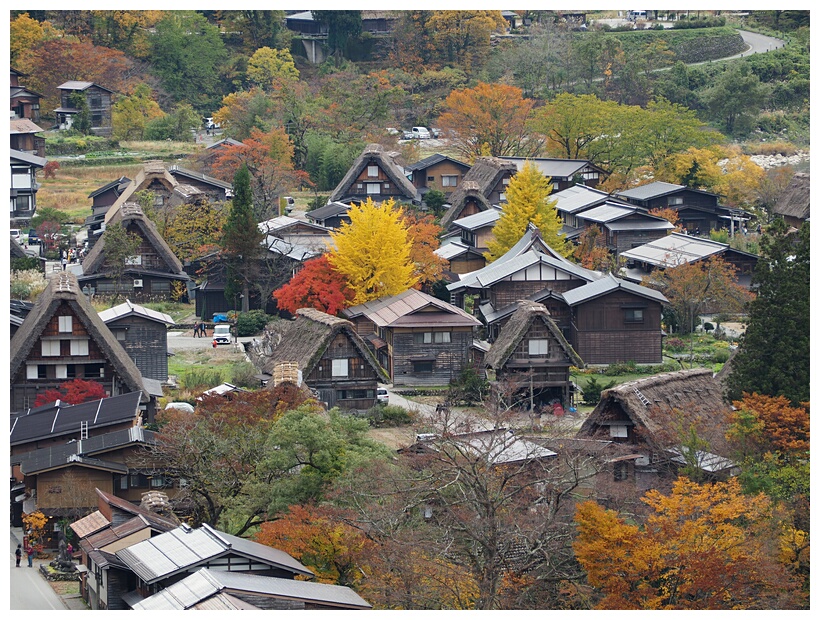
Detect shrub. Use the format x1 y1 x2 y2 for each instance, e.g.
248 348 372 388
711 348 731 363
307 194 329 211
604 360 637 376
181 368 224 390
231 362 260 388
448 364 489 405
236 310 271 336
703 322 715 332
665 337 687 352
582 376 618 405
366 404 413 427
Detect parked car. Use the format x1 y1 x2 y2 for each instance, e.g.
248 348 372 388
376 388 389 405
10 229 21 242
212 323 232 344
430 127 442 138
411 126 431 139
283 196 295 213
26 228 39 244
402 129 413 140
386 127 400 135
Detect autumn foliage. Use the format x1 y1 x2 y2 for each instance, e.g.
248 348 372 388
33 379 108 407
273 255 355 316
729 393 810 456
574 477 805 609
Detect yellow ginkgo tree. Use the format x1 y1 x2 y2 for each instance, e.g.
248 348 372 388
327 198 418 305
484 161 570 262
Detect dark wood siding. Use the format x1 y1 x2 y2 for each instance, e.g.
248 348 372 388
305 333 379 410
106 315 169 381
572 291 663 364
391 327 474 387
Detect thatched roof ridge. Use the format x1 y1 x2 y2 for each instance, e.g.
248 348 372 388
82 202 186 276
329 144 418 203
578 368 727 441
9 272 149 403
103 161 178 225
249 309 389 383
440 157 517 229
485 300 583 369
773 172 809 221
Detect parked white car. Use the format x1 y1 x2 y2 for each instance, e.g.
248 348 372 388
411 126 431 139
376 388 389 405
212 323 232 344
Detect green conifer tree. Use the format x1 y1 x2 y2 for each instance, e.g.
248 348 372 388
222 165 263 312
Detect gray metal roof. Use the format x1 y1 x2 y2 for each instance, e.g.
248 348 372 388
617 181 685 200
98 300 175 325
10 391 142 446
551 184 614 214
115 523 313 584
499 157 597 179
10 148 46 168
561 273 668 306
133 567 371 610
434 240 483 261
452 207 501 231
15 426 156 473
452 250 598 292
305 201 351 222
606 219 674 232
620 232 727 267
576 203 635 223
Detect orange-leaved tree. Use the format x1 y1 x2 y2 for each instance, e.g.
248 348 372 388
401 211 445 289
273 254 355 316
438 82 539 161
327 198 418 305
728 393 810 458
254 504 374 586
574 477 806 609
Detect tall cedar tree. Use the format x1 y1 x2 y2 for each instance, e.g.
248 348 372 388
727 219 809 404
327 198 418 305
485 161 570 262
222 164 263 312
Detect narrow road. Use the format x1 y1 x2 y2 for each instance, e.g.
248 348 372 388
8 532 67 610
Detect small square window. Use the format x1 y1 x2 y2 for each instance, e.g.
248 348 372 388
528 339 549 356
58 316 72 332
367 165 379 178
624 309 644 323
332 358 349 377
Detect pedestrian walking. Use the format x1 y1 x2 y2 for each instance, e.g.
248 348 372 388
193 322 199 338
15 544 22 567
27 545 34 567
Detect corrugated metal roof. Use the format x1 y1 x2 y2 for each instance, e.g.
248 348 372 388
620 232 726 267
617 181 684 200
10 391 142 445
561 273 668 306
500 157 592 179
452 208 500 230
552 184 613 214
116 524 312 584
98 300 175 325
216 570 372 608
576 203 634 223
606 219 674 231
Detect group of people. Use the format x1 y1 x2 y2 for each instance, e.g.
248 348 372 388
14 543 34 568
192 322 209 338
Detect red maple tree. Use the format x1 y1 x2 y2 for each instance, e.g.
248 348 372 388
33 379 108 407
273 255 354 316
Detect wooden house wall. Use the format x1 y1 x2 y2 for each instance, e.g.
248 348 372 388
125 221 173 273
390 326 474 386
488 276 585 310
447 254 486 275
415 161 470 195
572 292 663 364
457 198 484 221
609 226 669 254
305 333 379 410
631 189 718 211
85 273 183 303
488 299 571 342
35 467 113 510
674 207 720 232
487 174 514 204
500 321 573 385
106 315 169 381
10 301 131 410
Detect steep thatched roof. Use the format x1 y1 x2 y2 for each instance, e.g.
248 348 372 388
103 161 178 225
577 368 731 453
9 272 150 403
10 238 27 258
248 308 389 383
484 300 583 370
329 144 418 203
82 202 186 277
440 157 518 230
773 172 809 221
